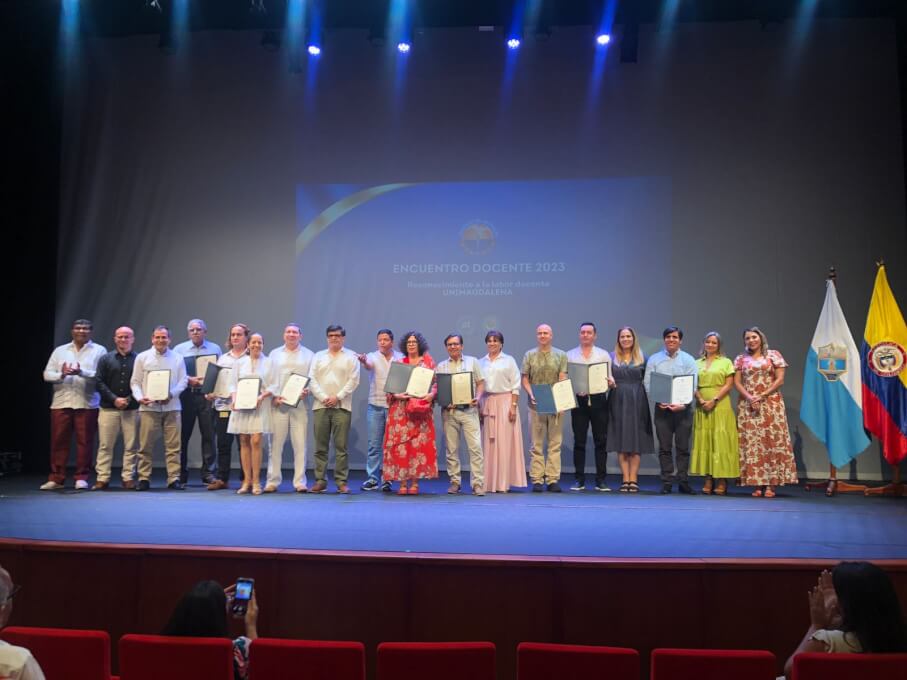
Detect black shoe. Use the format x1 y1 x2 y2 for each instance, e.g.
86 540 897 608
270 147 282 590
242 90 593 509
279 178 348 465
202 475 215 485
547 482 562 493
361 479 380 491
678 483 697 495
532 483 544 493
381 481 393 493
659 483 672 494
179 474 188 485
136 480 150 491
167 481 185 490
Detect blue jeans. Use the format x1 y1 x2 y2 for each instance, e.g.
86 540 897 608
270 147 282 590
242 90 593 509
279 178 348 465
366 403 389 483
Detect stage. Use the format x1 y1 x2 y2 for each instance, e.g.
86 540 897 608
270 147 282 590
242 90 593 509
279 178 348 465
2 471 906 559
2 471 907 679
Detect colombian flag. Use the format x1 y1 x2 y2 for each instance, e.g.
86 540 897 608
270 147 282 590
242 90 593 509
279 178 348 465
861 265 907 464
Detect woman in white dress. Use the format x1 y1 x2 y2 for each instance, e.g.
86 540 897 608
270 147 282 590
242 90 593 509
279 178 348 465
228 333 272 495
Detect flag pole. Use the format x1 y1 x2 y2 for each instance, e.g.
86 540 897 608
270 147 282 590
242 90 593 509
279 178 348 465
863 260 907 497
804 266 867 496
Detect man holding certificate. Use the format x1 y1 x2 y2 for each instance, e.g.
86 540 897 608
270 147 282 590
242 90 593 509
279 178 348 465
174 319 222 486
521 324 569 493
566 322 614 492
130 325 189 490
436 334 486 496
357 329 403 492
308 325 360 494
643 326 698 495
264 323 314 493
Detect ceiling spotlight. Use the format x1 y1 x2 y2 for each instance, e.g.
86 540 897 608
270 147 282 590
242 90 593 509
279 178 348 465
145 0 162 12
596 33 611 46
307 44 321 56
249 0 266 14
396 41 411 53
506 37 521 50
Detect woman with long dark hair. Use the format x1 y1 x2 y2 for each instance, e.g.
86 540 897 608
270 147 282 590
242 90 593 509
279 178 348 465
783 561 907 678
162 580 259 680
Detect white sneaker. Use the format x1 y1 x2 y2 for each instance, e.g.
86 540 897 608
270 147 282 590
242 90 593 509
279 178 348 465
39 481 64 491
75 480 89 490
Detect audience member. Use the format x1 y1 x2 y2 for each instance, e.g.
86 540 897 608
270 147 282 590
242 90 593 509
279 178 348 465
0 565 46 680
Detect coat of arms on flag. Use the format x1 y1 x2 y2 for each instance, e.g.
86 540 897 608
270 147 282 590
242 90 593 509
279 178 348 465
817 343 848 382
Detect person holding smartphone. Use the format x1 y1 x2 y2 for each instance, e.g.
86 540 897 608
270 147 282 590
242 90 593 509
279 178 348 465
162 579 259 680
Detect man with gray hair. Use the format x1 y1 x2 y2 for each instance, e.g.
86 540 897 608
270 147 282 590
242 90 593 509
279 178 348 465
174 319 222 485
0 565 46 679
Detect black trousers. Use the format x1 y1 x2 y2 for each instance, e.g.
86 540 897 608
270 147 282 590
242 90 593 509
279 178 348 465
180 390 217 482
654 406 693 483
214 410 237 482
571 398 608 486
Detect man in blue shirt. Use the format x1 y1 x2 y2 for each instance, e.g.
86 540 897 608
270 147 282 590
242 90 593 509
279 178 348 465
644 326 698 495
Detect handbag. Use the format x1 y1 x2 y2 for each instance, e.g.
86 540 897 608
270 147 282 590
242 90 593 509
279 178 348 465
405 398 432 415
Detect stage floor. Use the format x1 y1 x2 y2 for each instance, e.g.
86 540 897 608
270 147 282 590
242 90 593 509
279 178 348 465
2 472 906 560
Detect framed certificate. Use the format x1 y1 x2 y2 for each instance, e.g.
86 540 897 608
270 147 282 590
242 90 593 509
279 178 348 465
194 354 218 379
650 372 695 405
437 372 474 408
533 379 577 414
213 367 233 399
235 377 261 410
145 369 171 402
202 363 221 394
280 373 310 408
567 362 610 395
384 362 434 398
406 366 434 398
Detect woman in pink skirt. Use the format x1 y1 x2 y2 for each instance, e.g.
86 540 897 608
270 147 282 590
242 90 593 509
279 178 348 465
478 330 527 492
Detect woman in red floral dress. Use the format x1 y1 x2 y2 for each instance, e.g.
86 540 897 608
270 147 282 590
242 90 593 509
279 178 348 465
734 326 798 498
383 331 438 495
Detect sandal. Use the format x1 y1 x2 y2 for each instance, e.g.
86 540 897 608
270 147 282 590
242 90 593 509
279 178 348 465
396 484 408 496
714 480 727 496
408 483 419 495
237 484 251 495
628 481 640 493
764 487 776 498
751 487 763 498
619 482 630 493
702 477 713 495
252 484 262 496
825 480 837 497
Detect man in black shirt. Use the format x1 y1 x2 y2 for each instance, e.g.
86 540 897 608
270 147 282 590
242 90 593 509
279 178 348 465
93 326 140 489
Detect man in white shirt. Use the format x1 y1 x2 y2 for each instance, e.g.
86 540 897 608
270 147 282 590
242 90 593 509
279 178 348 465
265 323 314 493
0 565 46 680
566 322 614 492
173 319 222 485
308 325 360 494
130 326 189 491
436 334 486 496
41 319 107 491
357 328 403 492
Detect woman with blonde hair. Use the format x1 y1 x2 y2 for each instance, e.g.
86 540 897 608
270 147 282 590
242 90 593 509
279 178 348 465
690 331 738 495
734 326 797 498
607 327 654 492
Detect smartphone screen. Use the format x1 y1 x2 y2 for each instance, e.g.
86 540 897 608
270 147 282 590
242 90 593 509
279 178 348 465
231 577 254 616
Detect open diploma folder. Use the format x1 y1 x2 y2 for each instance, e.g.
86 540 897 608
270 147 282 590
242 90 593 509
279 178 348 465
567 362 610 395
144 369 171 402
184 354 218 379
280 373 310 408
649 372 695 405
234 377 261 410
437 372 474 408
384 362 434 398
202 364 233 399
533 379 577 414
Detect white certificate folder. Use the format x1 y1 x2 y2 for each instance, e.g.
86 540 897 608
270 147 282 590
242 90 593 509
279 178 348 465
145 369 171 402
649 372 695 405
533 379 577 414
437 372 474 408
384 362 434 398
567 362 610 395
234 377 262 410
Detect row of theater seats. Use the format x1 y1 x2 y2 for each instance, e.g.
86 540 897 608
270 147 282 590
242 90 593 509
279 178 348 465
3 626 907 680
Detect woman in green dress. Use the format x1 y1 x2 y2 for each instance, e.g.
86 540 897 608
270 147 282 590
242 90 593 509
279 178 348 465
690 332 739 495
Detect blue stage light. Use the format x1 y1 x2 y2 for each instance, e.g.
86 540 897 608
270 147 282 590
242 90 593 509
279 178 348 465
397 41 411 53
596 33 611 46
307 44 321 56
506 37 521 50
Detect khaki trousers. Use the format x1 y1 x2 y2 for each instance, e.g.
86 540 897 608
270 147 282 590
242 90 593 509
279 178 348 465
137 410 182 484
528 409 562 484
442 407 484 490
95 407 140 482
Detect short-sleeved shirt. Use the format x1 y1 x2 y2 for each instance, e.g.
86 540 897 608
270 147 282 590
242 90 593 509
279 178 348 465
521 347 568 386
810 629 862 654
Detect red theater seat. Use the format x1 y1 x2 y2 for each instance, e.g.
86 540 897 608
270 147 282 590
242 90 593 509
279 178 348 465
1 625 115 680
376 642 496 680
517 642 640 680
651 648 776 680
118 634 233 680
248 638 366 680
792 652 907 680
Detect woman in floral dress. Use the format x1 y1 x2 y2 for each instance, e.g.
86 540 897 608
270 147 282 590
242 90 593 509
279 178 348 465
734 326 797 498
383 331 438 495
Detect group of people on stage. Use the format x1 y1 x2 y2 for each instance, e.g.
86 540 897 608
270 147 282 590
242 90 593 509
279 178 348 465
41 317 798 498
